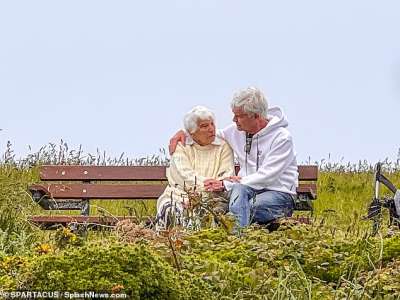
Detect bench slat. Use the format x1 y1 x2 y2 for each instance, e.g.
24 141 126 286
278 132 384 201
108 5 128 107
40 166 168 181
39 165 317 181
29 215 312 228
30 183 316 200
30 184 167 199
297 165 318 181
296 183 317 200
29 215 135 226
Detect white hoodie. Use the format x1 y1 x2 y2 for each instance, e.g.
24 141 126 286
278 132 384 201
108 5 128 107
219 106 298 195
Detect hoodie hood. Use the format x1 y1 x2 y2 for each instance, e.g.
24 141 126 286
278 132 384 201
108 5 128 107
255 106 289 137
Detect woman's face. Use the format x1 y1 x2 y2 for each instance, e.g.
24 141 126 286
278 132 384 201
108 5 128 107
191 118 216 146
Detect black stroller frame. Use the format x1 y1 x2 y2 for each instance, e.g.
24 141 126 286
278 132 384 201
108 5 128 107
364 162 400 234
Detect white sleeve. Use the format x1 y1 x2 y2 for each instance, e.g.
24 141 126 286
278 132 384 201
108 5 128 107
222 180 235 191
216 128 224 139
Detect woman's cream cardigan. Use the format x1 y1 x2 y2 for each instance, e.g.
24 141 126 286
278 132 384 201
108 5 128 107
156 137 235 214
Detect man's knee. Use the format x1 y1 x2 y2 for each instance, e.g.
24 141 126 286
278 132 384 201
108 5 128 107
229 184 254 207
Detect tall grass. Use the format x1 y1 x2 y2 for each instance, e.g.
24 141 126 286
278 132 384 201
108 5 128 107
1 140 400 228
2 140 170 168
0 164 41 255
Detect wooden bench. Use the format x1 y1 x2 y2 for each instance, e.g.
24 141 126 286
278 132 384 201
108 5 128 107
28 165 318 229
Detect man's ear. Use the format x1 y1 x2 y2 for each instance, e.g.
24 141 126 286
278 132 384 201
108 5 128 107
253 113 260 119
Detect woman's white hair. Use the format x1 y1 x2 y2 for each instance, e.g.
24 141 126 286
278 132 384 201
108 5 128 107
231 86 268 118
183 105 215 134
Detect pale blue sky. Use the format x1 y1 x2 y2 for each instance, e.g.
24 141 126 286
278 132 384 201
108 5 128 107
1 1 399 163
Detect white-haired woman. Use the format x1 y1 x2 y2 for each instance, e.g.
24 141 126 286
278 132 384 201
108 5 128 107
156 106 235 229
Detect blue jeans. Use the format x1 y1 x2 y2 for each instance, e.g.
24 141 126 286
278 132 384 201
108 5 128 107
228 183 294 227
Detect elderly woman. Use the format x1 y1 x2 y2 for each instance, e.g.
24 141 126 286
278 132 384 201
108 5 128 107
156 106 235 229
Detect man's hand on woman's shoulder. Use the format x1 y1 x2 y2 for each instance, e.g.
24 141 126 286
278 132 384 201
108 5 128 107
169 130 186 155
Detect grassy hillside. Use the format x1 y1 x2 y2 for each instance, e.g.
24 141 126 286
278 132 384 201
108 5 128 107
1 144 400 298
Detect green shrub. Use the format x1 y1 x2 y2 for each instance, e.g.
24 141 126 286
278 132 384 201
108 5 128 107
362 259 400 297
0 255 29 290
383 235 400 262
20 242 212 300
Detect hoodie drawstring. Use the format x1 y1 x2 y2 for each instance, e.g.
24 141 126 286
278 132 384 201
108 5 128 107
245 133 253 175
245 133 261 173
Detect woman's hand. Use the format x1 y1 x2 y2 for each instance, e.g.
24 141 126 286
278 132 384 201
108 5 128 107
204 179 224 192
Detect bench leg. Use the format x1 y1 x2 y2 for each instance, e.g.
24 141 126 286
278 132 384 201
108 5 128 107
76 200 90 235
81 200 90 216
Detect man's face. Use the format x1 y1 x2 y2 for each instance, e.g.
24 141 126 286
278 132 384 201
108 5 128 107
191 119 216 146
232 107 257 133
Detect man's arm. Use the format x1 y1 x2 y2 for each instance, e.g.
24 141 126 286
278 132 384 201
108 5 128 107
169 130 187 155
